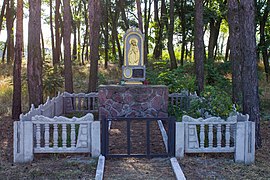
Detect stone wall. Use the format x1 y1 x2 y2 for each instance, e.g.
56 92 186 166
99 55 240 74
98 85 168 120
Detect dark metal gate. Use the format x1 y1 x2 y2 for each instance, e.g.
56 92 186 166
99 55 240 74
101 117 175 158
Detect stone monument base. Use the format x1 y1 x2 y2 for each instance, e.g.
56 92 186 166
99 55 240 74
98 85 168 120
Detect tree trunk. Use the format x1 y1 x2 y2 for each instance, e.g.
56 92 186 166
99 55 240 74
72 18 77 61
27 0 43 107
179 0 187 66
63 0 73 93
77 21 81 65
109 1 122 67
72 29 77 62
228 0 242 106
194 0 204 95
153 0 160 60
168 0 177 69
185 44 188 60
225 35 230 61
12 0 23 120
189 40 193 60
41 29 45 62
88 0 101 92
104 0 109 69
153 0 166 59
136 0 143 33
2 41 7 63
219 33 225 55
208 18 222 62
6 0 15 64
82 34 87 65
143 0 151 66
49 0 55 66
116 30 122 67
82 0 89 64
60 10 64 61
119 0 129 31
259 0 270 81
239 0 261 148
54 0 61 65
0 0 7 35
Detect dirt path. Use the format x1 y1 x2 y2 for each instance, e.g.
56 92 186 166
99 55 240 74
104 158 175 180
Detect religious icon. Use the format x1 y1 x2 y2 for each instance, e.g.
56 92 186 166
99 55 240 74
128 38 140 66
122 28 145 83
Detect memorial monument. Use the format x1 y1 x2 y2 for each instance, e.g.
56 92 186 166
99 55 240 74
122 28 146 84
98 28 168 119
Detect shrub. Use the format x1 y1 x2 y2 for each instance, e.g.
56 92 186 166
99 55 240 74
43 62 64 97
147 64 196 93
188 86 233 118
205 62 232 93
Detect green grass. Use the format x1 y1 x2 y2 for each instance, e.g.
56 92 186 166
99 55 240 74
0 61 121 118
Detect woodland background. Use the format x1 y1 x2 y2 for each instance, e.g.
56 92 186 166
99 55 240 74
0 0 269 149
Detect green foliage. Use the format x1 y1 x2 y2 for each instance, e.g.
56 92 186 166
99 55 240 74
205 61 232 93
43 61 64 97
168 95 191 121
188 86 233 118
0 41 5 51
147 63 196 93
0 79 12 116
168 104 186 121
161 61 234 120
98 72 107 86
169 86 233 121
204 0 227 23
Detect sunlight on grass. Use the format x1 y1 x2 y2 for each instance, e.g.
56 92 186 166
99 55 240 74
0 61 121 118
0 77 13 116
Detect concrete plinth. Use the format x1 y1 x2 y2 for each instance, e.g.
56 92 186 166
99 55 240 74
98 85 168 120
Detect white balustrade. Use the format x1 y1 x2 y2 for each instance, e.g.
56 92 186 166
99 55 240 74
63 92 98 113
36 124 41 149
71 124 76 148
31 113 94 153
53 124 58 148
182 115 237 153
225 124 230 148
208 124 213 148
200 124 205 148
45 124 50 148
62 124 67 148
217 124 222 148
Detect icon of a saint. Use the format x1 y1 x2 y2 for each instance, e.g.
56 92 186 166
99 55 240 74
128 38 140 66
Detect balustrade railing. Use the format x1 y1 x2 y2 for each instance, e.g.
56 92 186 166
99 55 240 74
184 121 236 153
175 115 255 164
32 114 93 153
169 91 198 112
63 92 98 114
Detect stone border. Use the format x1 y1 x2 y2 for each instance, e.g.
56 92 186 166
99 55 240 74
170 157 186 180
95 155 105 180
158 120 186 179
157 120 168 152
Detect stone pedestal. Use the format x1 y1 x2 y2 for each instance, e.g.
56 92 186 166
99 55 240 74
98 85 168 120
